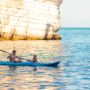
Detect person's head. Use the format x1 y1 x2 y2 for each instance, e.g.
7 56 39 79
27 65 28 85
34 55 37 58
12 50 16 55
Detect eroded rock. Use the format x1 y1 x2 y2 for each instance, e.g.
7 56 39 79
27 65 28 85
0 0 62 40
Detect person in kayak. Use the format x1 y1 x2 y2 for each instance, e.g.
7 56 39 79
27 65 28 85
7 50 21 62
27 55 38 62
32 55 38 62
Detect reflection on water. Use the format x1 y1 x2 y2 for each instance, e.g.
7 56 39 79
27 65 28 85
0 66 63 90
0 29 90 90
0 40 65 90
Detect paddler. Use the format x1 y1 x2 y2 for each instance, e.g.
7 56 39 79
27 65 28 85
7 50 21 62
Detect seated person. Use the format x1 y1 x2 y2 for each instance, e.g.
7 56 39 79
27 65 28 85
27 55 38 62
7 50 21 62
32 55 38 62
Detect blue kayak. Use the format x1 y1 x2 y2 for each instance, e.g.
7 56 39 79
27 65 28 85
0 61 60 67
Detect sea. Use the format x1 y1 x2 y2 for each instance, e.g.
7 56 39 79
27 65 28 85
0 28 90 90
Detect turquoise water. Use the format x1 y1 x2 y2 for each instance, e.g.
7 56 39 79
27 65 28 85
0 28 90 90
59 28 90 90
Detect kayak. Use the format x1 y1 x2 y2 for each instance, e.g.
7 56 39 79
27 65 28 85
0 61 60 67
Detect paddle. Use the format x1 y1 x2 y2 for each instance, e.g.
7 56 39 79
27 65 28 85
0 49 31 60
0 49 34 56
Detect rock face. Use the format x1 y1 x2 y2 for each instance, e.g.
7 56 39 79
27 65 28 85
0 0 62 40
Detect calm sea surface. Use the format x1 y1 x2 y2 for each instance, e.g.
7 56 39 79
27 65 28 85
0 28 90 90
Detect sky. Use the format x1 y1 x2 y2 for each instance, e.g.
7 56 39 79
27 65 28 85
60 0 90 27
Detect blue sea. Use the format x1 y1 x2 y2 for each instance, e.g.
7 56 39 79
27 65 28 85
0 28 90 90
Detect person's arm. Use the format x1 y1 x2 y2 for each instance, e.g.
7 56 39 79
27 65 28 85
15 56 27 60
7 54 10 59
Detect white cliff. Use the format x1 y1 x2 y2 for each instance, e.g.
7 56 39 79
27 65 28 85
0 0 62 40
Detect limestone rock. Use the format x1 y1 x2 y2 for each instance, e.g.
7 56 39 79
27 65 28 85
0 0 62 40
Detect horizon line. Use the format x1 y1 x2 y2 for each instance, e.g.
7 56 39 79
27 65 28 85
61 27 90 28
